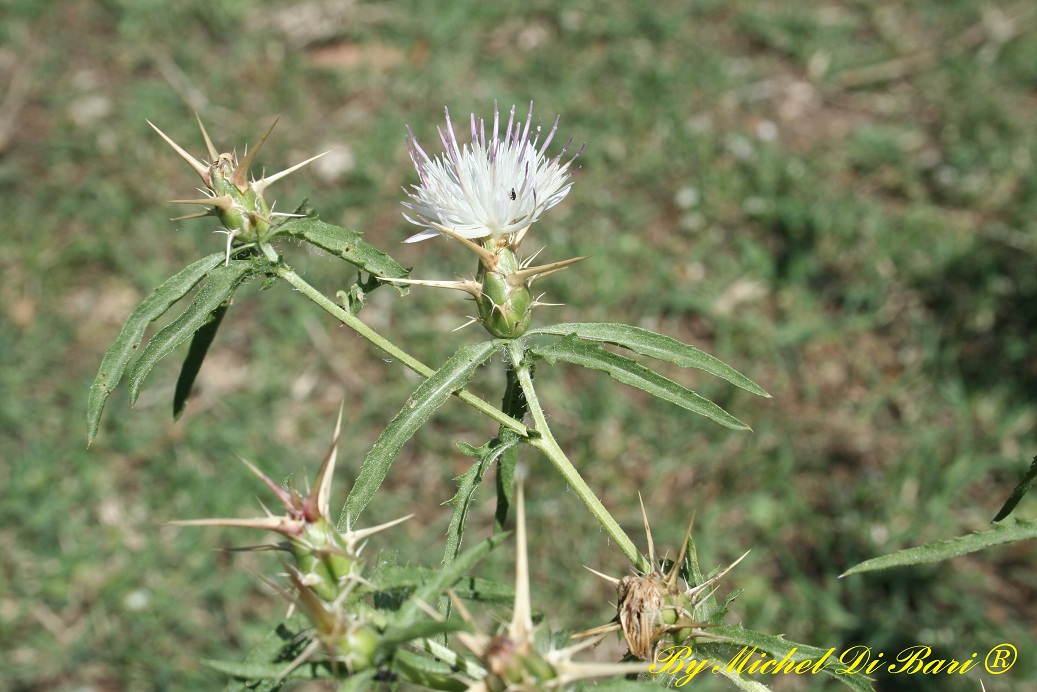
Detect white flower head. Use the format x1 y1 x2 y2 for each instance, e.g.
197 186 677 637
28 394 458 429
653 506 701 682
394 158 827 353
402 102 581 244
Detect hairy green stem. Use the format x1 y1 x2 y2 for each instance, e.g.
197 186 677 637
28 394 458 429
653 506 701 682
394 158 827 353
260 243 528 436
509 346 648 571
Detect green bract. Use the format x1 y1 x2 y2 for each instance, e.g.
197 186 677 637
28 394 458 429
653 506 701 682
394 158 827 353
475 246 534 339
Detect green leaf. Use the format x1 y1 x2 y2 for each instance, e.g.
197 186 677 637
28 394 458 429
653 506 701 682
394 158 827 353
173 300 228 420
576 681 662 690
221 621 304 692
529 322 769 397
340 340 503 524
495 365 527 532
444 433 522 566
377 620 467 651
395 532 510 628
207 657 334 684
709 668 772 692
993 454 1037 521
696 626 875 691
394 649 469 691
337 672 380 692
273 216 409 289
87 252 225 443
531 335 750 430
213 619 378 690
126 260 255 406
841 516 1037 577
370 564 514 604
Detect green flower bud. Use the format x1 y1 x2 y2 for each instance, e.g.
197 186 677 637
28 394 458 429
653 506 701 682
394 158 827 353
148 116 326 262
335 624 380 672
206 154 272 243
475 246 534 339
292 520 362 602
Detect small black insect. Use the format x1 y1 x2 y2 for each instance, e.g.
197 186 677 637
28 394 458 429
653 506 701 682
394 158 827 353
509 188 517 201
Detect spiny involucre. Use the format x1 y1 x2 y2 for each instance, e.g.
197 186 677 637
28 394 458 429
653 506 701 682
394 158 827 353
149 115 327 263
172 411 410 681
173 410 410 600
576 495 749 661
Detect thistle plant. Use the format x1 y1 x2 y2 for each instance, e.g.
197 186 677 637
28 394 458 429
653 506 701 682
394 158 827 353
88 105 873 690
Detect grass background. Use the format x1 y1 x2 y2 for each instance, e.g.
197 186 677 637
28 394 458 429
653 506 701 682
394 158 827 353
2 0 1036 689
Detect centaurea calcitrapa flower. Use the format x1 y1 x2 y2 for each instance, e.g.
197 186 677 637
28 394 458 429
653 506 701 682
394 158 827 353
439 471 649 690
394 104 587 338
149 115 326 264
575 496 749 661
172 411 410 679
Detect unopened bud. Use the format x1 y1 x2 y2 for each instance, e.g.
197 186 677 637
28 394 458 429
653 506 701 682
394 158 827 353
475 246 534 339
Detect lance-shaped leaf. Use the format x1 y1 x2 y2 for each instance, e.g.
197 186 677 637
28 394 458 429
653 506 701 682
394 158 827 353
206 658 339 689
581 681 667 691
529 322 769 397
444 433 523 566
173 300 228 420
376 620 468 652
87 252 225 443
127 260 255 405
531 335 749 430
341 341 504 525
393 649 469 692
395 531 511 629
273 216 409 290
841 516 1037 577
697 626 875 692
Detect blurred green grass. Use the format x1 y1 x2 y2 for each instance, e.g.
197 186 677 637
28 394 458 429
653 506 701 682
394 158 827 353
3 0 1037 689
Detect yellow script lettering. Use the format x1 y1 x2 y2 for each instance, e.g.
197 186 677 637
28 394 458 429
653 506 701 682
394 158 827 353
888 645 931 674
650 646 695 675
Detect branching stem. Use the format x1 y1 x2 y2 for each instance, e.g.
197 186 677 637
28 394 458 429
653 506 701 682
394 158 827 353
260 242 529 437
508 345 649 572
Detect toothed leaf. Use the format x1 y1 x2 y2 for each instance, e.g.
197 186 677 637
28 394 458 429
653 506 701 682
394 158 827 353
698 627 875 691
444 433 522 566
530 322 768 397
341 340 503 524
87 252 225 443
127 260 255 406
842 516 1037 577
531 335 750 430
273 216 409 291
